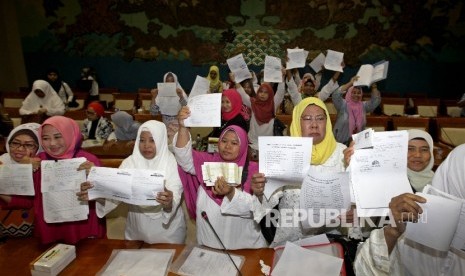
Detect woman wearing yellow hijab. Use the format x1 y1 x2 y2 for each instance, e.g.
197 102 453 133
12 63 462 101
206 65 223 93
250 97 348 247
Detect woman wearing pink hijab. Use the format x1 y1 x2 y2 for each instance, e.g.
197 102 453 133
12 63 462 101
2 116 106 245
332 76 381 145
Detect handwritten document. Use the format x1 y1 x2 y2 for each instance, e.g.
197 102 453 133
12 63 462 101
177 246 244 276
41 157 89 223
264 55 283 83
422 185 465 251
226 54 252 84
299 170 351 228
87 167 165 206
189 75 210 99
97 249 175 276
157 82 179 116
259 136 313 199
0 164 34 195
184 93 222 127
201 162 243 186
350 130 412 217
309 52 326 73
286 48 309 69
324 50 344 72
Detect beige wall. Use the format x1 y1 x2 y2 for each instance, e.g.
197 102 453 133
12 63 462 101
0 1 28 92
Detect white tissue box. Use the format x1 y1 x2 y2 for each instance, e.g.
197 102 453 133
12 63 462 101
30 243 76 276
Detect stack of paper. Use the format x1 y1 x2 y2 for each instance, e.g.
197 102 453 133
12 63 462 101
30 244 76 276
201 162 243 186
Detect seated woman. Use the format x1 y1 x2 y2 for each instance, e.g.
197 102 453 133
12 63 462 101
19 80 66 122
354 144 465 275
174 107 267 249
298 70 341 101
82 101 113 141
407 129 435 192
79 120 186 244
209 88 249 138
45 68 74 108
0 123 42 237
332 76 381 145
105 111 141 150
206 65 223 93
1 116 105 244
251 97 353 247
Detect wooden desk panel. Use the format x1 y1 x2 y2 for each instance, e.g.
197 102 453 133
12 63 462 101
84 140 134 159
0 237 274 276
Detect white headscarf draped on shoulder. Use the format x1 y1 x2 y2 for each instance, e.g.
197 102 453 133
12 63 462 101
0 123 42 164
432 143 465 199
407 129 435 192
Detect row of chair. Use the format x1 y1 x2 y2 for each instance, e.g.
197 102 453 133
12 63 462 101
276 114 465 148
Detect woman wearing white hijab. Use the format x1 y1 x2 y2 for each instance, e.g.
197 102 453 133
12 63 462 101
89 120 186 244
407 129 435 192
354 144 465 275
0 123 42 237
19 80 65 116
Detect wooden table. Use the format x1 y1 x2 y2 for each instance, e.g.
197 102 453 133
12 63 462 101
84 140 134 159
0 237 274 275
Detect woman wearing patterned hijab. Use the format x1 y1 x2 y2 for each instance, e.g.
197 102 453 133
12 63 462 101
332 76 381 145
2 116 105 244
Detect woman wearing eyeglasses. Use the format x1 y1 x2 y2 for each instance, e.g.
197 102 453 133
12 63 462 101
0 123 42 237
81 101 113 141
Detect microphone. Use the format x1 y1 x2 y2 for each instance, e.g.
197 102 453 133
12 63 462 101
201 211 242 276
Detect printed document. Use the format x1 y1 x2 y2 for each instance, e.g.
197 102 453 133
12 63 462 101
353 60 389 87
177 247 244 276
350 130 412 217
41 157 89 223
299 170 351 228
286 48 309 69
157 82 179 116
87 167 165 206
189 75 210 99
324 50 344 72
309 53 325 73
184 93 222 127
264 55 283 83
0 164 34 195
226 54 252 83
258 136 312 199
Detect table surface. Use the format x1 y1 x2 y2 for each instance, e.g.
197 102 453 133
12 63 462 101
0 237 274 275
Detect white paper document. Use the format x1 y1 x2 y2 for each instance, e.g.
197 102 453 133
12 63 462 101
184 93 222 127
404 192 462 251
259 136 313 199
354 60 389 87
177 247 244 276
157 82 179 116
309 53 326 73
286 48 309 69
97 249 175 276
0 164 34 195
324 50 344 72
226 54 252 84
352 128 374 150
350 130 412 217
189 75 210 99
272 242 343 276
41 157 89 223
87 167 165 206
201 162 243 186
423 185 465 251
264 55 283 83
299 170 351 228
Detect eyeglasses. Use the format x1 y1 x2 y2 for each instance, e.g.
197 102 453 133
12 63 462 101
301 115 326 123
9 141 38 150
